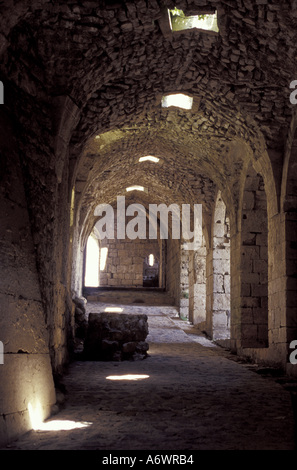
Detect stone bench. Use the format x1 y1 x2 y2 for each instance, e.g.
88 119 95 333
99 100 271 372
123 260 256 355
83 312 149 361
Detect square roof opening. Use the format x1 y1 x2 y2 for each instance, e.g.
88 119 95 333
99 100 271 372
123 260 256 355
161 93 193 110
169 8 219 33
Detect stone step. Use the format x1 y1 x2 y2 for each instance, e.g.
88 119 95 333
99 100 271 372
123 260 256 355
85 288 176 306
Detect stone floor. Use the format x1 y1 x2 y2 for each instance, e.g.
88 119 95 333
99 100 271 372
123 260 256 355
3 301 297 451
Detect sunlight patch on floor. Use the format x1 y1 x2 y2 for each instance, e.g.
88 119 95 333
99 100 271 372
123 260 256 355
106 374 150 381
28 402 92 431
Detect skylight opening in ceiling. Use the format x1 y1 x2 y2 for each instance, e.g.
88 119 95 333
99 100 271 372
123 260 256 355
169 8 219 33
139 156 160 163
126 186 145 192
161 93 193 110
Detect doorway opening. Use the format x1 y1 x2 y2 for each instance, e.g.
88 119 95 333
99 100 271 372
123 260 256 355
84 235 100 287
143 254 159 287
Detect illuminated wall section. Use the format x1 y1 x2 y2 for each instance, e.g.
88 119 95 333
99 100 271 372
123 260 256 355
0 111 56 446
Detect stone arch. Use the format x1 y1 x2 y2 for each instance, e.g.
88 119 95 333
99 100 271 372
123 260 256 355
240 165 268 348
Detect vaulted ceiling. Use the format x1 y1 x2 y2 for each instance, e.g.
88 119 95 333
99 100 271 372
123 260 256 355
1 0 296 237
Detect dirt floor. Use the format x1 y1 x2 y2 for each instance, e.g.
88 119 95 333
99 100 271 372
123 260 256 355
3 302 297 452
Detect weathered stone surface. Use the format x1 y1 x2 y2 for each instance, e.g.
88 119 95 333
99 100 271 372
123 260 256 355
0 355 56 448
1 0 297 448
97 212 160 288
83 312 149 361
73 296 88 339
0 110 56 447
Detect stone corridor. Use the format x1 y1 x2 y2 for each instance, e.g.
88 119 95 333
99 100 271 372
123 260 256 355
4 298 296 451
2 0 297 450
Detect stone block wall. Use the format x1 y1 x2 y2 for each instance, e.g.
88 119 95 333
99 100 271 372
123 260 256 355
240 168 268 348
189 246 207 326
180 245 189 320
0 109 56 446
83 312 149 361
285 212 297 347
166 237 181 306
99 210 160 288
1 0 297 446
212 193 230 341
100 238 160 288
267 212 287 363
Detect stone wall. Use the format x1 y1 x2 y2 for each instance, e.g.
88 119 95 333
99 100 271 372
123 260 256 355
240 167 268 348
282 120 297 374
100 238 160 288
1 0 297 446
166 237 181 306
189 245 207 326
211 192 230 341
180 245 190 320
231 167 268 352
98 210 161 288
0 109 56 447
83 312 149 361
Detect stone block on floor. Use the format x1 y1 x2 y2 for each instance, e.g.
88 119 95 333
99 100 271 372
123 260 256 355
83 312 149 361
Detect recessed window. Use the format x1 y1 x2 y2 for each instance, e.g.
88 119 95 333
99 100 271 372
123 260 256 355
139 156 160 163
149 254 155 266
126 185 145 192
169 8 219 33
100 247 108 271
161 93 193 110
85 235 99 287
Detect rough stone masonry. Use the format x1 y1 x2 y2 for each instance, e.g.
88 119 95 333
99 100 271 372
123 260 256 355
83 312 149 361
1 0 297 448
